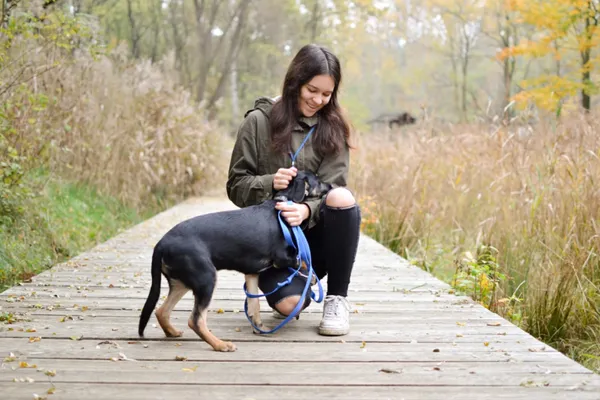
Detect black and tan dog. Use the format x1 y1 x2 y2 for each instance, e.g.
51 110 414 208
138 171 331 352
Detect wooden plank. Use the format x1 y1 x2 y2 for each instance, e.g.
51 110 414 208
0 338 568 363
0 297 486 312
1 289 468 303
2 383 599 400
2 359 597 386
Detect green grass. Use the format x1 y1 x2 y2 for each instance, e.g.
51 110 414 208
0 171 159 292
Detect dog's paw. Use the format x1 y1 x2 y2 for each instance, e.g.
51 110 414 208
165 329 183 338
214 341 237 352
252 323 268 334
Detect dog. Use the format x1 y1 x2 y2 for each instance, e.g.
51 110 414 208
138 171 332 352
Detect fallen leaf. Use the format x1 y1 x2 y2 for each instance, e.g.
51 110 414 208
19 361 37 369
47 387 56 394
29 337 41 343
433 348 440 353
456 334 464 338
69 336 82 341
117 352 137 362
520 379 550 387
26 328 37 333
360 341 366 348
483 342 490 347
234 327 241 332
487 322 501 326
175 356 188 361
44 370 56 377
529 347 546 352
216 309 225 314
456 322 466 326
182 366 198 373
433 367 441 371
379 368 401 374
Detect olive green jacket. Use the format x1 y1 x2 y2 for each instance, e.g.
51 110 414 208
226 97 349 229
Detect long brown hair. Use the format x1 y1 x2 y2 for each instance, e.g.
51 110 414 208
270 44 350 156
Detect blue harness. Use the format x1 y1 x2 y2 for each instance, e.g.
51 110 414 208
243 124 323 334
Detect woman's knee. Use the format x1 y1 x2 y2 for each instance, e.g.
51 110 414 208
325 187 356 209
275 296 305 316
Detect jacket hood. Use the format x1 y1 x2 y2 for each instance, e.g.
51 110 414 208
245 96 278 119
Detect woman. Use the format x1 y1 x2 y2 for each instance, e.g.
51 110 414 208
226 44 360 336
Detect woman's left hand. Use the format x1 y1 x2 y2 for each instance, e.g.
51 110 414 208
275 202 310 227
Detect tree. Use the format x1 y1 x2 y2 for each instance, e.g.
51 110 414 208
500 0 600 113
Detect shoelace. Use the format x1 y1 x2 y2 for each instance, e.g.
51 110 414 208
324 297 348 318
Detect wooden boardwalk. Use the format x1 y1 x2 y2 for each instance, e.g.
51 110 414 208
1 197 599 400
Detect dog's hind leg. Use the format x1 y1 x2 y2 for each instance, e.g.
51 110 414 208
188 306 236 352
156 278 188 337
244 274 264 333
186 260 236 352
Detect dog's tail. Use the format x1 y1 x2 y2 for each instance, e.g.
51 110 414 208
138 245 163 337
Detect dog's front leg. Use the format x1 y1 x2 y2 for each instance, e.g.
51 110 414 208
245 274 264 333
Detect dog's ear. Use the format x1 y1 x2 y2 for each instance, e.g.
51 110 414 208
289 175 308 203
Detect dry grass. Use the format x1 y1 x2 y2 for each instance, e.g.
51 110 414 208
3 42 228 210
350 116 600 371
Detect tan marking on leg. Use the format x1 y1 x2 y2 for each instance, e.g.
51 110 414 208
155 278 188 337
188 308 236 352
245 274 264 333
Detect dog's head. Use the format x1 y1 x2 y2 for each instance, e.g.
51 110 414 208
273 171 332 203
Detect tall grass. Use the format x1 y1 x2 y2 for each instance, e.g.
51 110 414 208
1 11 229 288
3 43 228 209
351 117 600 372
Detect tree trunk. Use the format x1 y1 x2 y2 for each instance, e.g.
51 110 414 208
150 0 161 63
126 0 140 59
581 5 596 112
230 58 239 124
309 0 320 42
206 0 250 118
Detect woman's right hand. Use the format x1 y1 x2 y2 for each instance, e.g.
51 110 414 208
273 167 297 190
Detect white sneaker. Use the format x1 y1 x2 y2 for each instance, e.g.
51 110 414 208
318 295 350 336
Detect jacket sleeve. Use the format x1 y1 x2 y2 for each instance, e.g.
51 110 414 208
302 142 350 229
226 112 275 208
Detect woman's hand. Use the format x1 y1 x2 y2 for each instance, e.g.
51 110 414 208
273 167 297 190
275 202 310 227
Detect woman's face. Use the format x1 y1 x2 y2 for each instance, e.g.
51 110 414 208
298 74 335 118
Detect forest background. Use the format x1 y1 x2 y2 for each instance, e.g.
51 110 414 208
1 0 599 373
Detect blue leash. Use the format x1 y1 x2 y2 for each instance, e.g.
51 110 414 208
243 125 321 334
289 125 316 167
243 204 324 334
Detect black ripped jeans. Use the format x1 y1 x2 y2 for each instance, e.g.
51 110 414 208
258 202 361 310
